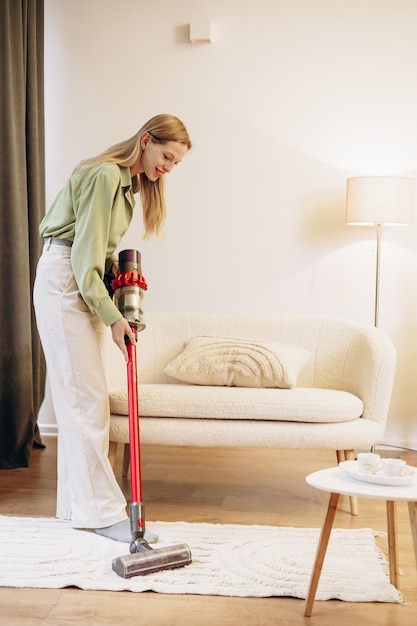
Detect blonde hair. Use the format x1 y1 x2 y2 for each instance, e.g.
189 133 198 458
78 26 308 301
74 114 192 238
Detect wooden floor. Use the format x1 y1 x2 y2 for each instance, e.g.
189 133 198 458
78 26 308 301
1 437 417 626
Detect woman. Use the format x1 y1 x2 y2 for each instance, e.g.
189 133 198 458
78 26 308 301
33 114 191 542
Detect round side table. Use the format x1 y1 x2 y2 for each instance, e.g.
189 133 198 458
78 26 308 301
304 465 417 617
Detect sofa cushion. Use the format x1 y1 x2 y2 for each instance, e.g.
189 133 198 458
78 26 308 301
162 336 313 389
109 384 363 423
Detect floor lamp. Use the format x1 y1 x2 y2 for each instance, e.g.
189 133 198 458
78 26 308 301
346 176 415 327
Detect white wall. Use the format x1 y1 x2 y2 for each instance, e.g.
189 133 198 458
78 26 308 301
40 0 417 449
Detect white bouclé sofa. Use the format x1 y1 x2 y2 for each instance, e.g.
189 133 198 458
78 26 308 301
107 312 397 479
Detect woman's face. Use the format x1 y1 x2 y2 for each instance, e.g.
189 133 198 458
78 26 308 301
134 134 188 181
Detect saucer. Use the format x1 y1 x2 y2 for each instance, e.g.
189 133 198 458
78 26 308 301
339 460 417 486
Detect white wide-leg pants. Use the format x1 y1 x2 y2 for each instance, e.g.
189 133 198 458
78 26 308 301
33 242 127 528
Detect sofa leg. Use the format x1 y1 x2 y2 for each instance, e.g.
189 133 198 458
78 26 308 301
109 441 118 468
336 450 345 464
122 443 130 477
335 449 358 516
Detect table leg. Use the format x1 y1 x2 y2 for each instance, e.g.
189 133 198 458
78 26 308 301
386 500 399 588
304 491 340 617
408 502 417 571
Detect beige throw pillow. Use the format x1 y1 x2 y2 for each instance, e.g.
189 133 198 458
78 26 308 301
163 336 312 388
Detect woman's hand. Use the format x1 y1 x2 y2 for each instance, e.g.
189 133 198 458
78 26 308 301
111 317 136 362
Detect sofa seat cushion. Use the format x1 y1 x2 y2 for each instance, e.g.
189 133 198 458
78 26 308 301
109 384 363 424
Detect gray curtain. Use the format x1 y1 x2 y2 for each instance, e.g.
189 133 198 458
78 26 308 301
0 0 46 468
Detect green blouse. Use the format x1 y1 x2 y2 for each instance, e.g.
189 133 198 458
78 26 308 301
40 163 135 326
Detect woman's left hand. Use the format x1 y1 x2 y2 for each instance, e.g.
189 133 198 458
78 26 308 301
111 317 136 362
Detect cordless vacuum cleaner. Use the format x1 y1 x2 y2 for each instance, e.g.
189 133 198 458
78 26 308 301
111 249 192 577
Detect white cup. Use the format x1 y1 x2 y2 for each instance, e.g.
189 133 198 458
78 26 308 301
357 452 381 474
381 458 408 477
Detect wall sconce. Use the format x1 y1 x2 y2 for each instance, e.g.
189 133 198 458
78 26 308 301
346 176 415 327
189 18 213 43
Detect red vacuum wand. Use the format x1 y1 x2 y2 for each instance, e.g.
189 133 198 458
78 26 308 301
111 249 192 577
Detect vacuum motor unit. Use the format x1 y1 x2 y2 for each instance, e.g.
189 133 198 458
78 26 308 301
112 249 147 334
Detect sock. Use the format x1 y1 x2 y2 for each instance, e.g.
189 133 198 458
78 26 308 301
94 519 158 544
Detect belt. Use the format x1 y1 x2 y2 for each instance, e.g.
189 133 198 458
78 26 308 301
44 237 72 247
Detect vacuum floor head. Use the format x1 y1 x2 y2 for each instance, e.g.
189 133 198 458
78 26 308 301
112 543 192 578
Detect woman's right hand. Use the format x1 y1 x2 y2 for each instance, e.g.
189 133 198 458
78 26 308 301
111 317 136 362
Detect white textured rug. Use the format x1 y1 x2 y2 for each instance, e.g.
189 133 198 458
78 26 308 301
0 516 402 602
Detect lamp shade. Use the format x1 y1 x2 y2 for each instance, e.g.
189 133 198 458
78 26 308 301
346 176 415 225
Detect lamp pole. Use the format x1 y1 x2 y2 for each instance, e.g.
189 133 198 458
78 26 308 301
374 223 381 328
